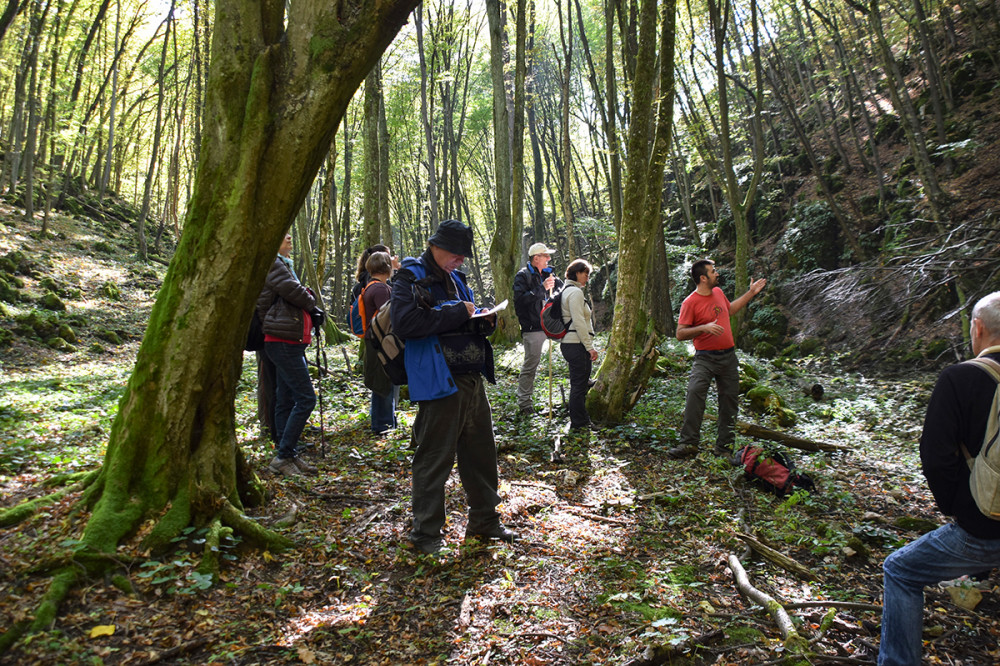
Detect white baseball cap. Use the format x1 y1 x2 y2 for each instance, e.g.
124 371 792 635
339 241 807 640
528 242 557 257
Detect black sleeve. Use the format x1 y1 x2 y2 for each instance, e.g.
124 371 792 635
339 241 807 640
390 268 470 339
920 362 995 517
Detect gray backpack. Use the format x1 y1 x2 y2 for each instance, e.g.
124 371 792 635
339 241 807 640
960 357 1000 520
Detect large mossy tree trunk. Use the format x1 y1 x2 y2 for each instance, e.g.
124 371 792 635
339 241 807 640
82 0 420 555
588 0 676 423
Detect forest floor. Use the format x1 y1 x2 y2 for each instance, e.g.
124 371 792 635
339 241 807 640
2 211 1000 665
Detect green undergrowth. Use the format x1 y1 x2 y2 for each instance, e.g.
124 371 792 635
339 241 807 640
2 326 955 663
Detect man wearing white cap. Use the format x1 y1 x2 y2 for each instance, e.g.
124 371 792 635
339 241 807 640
513 242 562 415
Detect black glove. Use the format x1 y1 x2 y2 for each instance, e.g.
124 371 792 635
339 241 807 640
310 307 325 331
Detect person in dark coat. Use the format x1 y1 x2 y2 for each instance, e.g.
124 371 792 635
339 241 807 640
390 219 516 555
512 242 560 415
256 234 324 477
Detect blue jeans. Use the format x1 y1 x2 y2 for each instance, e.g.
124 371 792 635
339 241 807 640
371 385 399 433
265 342 316 460
880 522 1000 665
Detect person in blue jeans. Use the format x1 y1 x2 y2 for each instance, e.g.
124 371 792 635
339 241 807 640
879 290 1000 665
256 234 324 477
361 251 398 434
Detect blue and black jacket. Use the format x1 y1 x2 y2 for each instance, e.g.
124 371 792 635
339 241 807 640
390 250 496 401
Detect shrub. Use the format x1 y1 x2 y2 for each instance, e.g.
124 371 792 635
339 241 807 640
777 202 842 271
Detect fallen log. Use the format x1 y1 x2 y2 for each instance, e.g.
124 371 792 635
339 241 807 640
727 554 810 653
705 414 845 452
736 532 815 581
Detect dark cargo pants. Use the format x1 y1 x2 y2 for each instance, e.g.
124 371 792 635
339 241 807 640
410 373 501 546
678 349 739 450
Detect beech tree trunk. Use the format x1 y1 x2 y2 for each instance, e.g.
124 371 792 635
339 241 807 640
589 0 676 422
81 0 421 557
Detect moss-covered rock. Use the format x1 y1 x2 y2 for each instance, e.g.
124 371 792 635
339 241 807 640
15 311 60 339
776 407 798 427
38 291 66 311
58 324 78 344
0 276 20 303
89 342 106 354
96 328 121 345
46 336 75 352
739 362 760 393
100 281 121 301
798 338 821 356
747 386 784 413
892 516 940 534
0 328 12 347
754 342 777 358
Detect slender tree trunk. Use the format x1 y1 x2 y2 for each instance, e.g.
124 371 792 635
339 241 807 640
526 2 545 244
378 74 391 246
867 0 948 224
416 5 439 228
362 63 381 248
23 1 43 227
0 0 22 44
137 3 174 261
556 0 576 258
486 0 519 339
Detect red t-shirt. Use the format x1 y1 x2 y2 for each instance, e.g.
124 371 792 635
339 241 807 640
677 287 733 351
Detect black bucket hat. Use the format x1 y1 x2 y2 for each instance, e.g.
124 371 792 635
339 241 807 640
428 219 473 256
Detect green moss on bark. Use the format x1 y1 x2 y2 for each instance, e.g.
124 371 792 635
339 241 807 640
141 485 192 554
29 568 78 633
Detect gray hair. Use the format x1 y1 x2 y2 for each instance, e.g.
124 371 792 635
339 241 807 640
972 291 1000 336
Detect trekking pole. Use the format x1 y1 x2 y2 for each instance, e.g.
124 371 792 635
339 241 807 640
547 285 553 422
315 324 326 458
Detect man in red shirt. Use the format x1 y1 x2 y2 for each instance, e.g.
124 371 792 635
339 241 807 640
668 259 765 459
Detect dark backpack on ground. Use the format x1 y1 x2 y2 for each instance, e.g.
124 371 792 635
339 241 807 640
540 287 570 339
737 444 815 497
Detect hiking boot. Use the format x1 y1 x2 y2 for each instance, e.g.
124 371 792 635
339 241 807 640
292 456 318 476
268 456 301 477
666 444 698 459
713 444 733 458
466 525 518 543
410 537 445 555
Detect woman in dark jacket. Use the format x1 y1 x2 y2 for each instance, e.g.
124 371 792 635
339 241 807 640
256 234 322 477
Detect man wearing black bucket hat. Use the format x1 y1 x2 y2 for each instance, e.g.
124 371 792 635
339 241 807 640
391 219 517 555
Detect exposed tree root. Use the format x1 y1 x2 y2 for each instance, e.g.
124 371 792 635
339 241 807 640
41 469 98 488
196 515 233 581
220 500 293 551
1 480 290 656
0 469 99 528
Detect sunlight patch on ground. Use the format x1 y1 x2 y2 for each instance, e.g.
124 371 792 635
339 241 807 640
278 595 376 645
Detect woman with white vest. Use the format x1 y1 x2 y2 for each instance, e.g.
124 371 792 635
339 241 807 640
560 258 598 431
